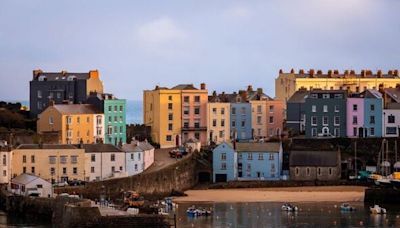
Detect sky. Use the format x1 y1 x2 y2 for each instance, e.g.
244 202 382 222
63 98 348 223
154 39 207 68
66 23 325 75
0 0 399 101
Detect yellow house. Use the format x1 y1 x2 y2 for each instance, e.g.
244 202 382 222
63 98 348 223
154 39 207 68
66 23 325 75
276 69 400 107
37 104 104 144
143 87 182 148
207 102 230 144
12 144 85 183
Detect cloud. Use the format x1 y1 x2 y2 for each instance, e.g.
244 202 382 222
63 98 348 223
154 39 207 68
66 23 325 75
135 17 188 56
223 5 252 20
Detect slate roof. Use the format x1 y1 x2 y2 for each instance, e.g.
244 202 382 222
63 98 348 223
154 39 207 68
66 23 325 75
53 104 102 115
289 150 339 167
292 72 399 79
384 88 400 103
34 72 90 81
121 141 154 152
287 90 310 103
12 173 49 185
171 84 198 90
236 142 281 152
80 144 123 153
17 144 78 150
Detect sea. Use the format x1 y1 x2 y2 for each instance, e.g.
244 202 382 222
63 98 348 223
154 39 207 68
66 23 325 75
10 100 143 124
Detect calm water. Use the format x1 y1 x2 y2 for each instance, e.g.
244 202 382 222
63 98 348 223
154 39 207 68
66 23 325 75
0 210 51 227
9 100 143 124
171 202 400 227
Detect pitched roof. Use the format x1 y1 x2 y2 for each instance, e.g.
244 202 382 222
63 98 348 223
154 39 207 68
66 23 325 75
287 90 310 103
80 144 123 153
17 144 78 150
236 142 281 152
53 104 102 115
289 150 339 167
12 173 48 185
35 72 90 81
384 88 400 103
171 84 198 90
121 141 154 152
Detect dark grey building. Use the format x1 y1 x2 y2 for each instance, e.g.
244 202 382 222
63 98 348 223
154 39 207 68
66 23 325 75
29 70 103 117
286 90 309 135
304 90 347 138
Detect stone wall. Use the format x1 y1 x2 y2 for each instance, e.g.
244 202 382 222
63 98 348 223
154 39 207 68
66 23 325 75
289 167 341 181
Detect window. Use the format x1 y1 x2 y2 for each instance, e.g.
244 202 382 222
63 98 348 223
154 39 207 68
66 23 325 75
258 153 264 160
352 116 358 124
323 105 328 112
50 167 55 175
71 156 78 164
77 117 81 124
63 167 67 175
334 116 340 126
2 155 6 166
23 167 26 173
388 115 395 124
108 116 112 123
329 168 333 176
166 135 172 141
370 127 375 136
120 106 123 112
353 127 357 136
60 156 67 164
194 96 200 103
120 166 123 171
312 105 316 112
295 168 300 176
184 96 189 103
134 164 138 171
269 153 274 160
269 116 274 124
386 127 397 135
37 90 42 98
31 167 35 174
67 116 72 124
131 153 134 160
195 132 200 139
311 128 317 137
219 130 224 138
232 107 236 115
221 119 225 127
87 117 90 123
248 153 253 160
91 167 95 173
353 104 358 111
49 156 56 164
317 168 321 176
73 167 77 175
221 108 225 115
311 116 317 126
2 170 6 177
241 120 245 127
183 120 189 128
269 105 274 112
257 105 262 113
31 155 35 163
108 106 112 112
212 108 217 114
306 168 310 176
57 92 61 99
108 126 113 135
138 153 141 160
168 103 173 110
49 117 54 125
194 119 200 128
370 116 375 124
183 107 189 115
232 121 236 127
111 154 115 161
114 106 117 112
111 166 115 172
334 128 340 137
22 155 26 163
212 119 217 127
334 105 339 112
37 101 42 110
168 114 173 121
194 107 200 115
221 153 226 160
241 107 246 115
168 96 172 101
114 116 118 122
221 163 227 170
322 94 330 99
323 116 328 126
168 123 173 131
370 104 375 111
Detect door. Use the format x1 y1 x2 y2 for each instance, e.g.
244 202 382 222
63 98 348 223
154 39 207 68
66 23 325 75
215 174 227 182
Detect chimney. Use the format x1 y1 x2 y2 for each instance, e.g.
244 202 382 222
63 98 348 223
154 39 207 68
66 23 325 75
155 85 159 90
33 69 42 79
361 70 366 78
309 69 315 77
328 70 333 77
61 70 68 76
344 70 349 75
290 68 295 74
279 69 283 74
247 85 253 92
395 70 399 77
388 70 393 76
241 91 248 102
257 88 263 94
317 70 322 75
350 70 355 75
89 70 99 79
334 70 339 75
299 69 305 74
212 91 217 96
200 83 206 90
377 70 382 78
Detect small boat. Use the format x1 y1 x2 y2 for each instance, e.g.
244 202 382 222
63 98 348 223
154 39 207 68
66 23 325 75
370 205 387 214
281 203 298 212
186 206 212 217
340 203 356 211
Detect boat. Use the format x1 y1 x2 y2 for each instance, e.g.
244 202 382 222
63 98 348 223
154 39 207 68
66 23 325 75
186 206 212 217
370 205 387 214
281 203 298 212
340 203 356 211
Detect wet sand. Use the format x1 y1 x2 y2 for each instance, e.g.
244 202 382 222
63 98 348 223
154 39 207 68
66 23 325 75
173 186 366 203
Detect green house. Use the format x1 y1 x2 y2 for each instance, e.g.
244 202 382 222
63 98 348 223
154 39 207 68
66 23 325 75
87 93 126 145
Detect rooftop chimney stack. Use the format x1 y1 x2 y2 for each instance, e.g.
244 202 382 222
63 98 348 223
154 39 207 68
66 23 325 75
388 70 393 76
299 69 305 74
377 70 382 78
279 69 283 74
361 70 366 78
257 88 263 94
309 69 315 77
247 85 253 92
200 83 206 90
290 68 295 74
395 70 399 77
334 70 339 75
328 70 333 77
317 70 322 75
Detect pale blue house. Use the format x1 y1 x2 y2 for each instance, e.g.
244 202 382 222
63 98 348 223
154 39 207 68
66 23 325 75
230 103 252 141
213 142 282 182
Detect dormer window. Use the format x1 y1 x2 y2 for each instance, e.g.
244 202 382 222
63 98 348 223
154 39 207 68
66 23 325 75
38 76 47 81
67 75 77 81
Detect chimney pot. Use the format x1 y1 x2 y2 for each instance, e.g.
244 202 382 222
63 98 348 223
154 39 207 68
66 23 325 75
377 70 382 77
200 83 206 90
279 69 283 74
257 88 263 94
394 70 399 77
247 85 253 92
290 68 295 74
299 69 305 74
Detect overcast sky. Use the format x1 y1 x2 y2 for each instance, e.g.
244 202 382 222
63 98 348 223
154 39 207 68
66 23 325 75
1 0 399 101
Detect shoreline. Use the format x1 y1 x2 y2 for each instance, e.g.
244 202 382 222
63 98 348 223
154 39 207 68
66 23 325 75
173 186 366 203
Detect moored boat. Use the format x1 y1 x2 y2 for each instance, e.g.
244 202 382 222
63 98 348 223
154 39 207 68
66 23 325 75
340 203 356 211
370 205 387 214
281 203 298 212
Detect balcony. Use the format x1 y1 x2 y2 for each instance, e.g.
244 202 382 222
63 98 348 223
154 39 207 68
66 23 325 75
181 126 207 131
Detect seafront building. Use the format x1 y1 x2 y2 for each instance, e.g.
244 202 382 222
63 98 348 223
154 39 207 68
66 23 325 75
276 69 400 106
143 84 208 148
11 144 86 183
87 93 127 146
207 95 231 144
286 90 309 135
37 103 104 144
212 142 282 182
121 139 155 176
10 173 53 197
0 142 12 184
29 69 104 117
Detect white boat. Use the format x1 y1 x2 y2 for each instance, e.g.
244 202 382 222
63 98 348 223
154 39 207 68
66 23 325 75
281 203 298 212
370 205 387 214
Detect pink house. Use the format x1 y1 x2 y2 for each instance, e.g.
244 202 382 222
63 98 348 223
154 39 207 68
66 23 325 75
347 97 364 137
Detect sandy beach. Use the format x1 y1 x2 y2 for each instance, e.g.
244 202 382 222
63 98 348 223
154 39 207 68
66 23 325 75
173 186 366 203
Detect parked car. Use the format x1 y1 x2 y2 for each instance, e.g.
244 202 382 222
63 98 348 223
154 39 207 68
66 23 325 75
169 149 182 158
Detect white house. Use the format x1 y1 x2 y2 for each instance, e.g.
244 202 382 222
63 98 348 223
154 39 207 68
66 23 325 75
10 173 53 197
122 139 154 176
0 141 12 184
383 109 400 137
82 144 126 181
